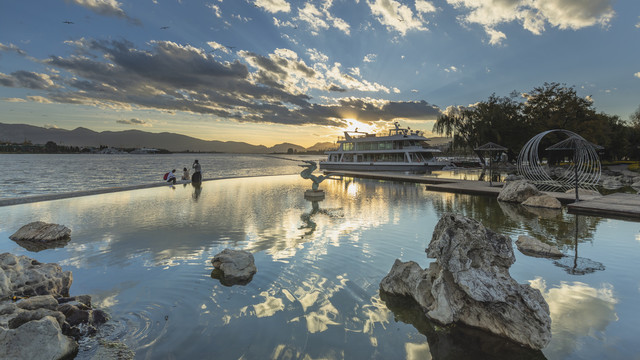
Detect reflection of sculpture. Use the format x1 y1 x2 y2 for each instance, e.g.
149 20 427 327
299 160 326 191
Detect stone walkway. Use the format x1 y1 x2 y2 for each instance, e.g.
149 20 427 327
325 170 640 220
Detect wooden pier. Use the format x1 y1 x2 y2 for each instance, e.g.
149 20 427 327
325 170 640 220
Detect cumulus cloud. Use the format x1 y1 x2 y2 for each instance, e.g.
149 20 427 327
294 1 351 35
254 0 291 13
367 0 430 36
634 72 640 79
3 97 26 102
447 0 615 45
68 0 141 25
27 96 53 103
116 118 152 126
44 124 59 129
0 38 441 127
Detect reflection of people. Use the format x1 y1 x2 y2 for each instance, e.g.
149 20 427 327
182 167 190 180
166 169 177 185
192 182 202 201
192 159 202 183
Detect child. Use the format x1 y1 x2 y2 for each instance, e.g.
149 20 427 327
166 169 177 185
182 167 190 180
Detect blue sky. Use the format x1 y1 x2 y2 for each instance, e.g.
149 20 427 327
1 0 638 147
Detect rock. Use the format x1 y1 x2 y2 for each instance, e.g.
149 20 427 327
0 316 78 360
521 195 562 209
380 213 551 350
497 180 542 203
9 308 66 329
16 295 58 311
564 188 602 197
9 221 71 242
0 253 72 299
601 177 623 190
92 340 135 360
211 249 257 286
516 235 564 258
504 174 523 182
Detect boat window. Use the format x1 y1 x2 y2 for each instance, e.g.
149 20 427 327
343 143 354 151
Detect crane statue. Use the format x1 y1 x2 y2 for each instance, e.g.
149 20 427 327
299 160 327 199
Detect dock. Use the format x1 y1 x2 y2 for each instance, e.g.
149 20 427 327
325 170 640 220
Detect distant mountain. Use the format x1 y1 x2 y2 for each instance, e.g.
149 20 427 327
0 123 315 153
307 142 337 151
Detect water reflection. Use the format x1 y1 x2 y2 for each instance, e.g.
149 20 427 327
530 278 618 358
380 291 546 360
553 215 605 275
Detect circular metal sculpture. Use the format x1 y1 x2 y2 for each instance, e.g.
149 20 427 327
517 130 601 193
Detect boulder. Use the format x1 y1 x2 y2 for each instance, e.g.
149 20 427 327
380 213 551 350
211 249 257 286
516 235 564 258
9 222 71 242
0 316 78 360
601 177 623 190
521 195 562 209
504 174 523 182
0 253 72 299
497 180 542 203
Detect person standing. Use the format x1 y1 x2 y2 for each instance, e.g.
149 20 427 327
192 159 202 183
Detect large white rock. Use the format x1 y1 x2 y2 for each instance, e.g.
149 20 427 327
497 180 542 203
516 235 564 258
211 249 257 286
380 213 552 350
0 253 73 299
0 316 77 360
521 195 562 209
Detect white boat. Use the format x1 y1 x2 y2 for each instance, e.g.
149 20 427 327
320 122 451 173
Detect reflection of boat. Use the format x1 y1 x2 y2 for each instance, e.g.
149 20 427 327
320 122 450 173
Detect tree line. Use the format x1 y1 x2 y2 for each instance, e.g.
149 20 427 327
432 82 640 163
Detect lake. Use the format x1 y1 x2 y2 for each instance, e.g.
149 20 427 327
1 174 638 359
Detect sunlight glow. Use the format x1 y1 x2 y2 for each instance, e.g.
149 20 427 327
344 119 378 134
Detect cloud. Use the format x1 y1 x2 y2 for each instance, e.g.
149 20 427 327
254 0 291 13
206 3 222 18
27 96 53 103
0 38 439 127
0 71 57 89
3 97 27 102
116 118 152 126
443 65 458 73
0 42 27 56
447 0 615 45
294 1 351 35
634 72 640 79
367 0 430 36
68 0 142 24
363 54 377 63
44 124 59 129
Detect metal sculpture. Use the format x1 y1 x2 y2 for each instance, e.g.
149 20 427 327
517 130 601 198
299 160 327 191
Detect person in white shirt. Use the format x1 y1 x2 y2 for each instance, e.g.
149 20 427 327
182 167 190 180
166 169 177 185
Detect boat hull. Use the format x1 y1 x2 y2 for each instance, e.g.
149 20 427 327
319 161 448 173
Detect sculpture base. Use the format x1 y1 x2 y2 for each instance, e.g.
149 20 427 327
304 189 325 200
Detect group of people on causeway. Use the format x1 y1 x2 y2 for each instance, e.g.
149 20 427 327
165 159 202 185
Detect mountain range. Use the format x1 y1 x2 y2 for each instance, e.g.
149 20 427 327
0 123 336 153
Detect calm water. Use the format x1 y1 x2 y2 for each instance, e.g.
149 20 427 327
0 175 638 359
0 153 325 199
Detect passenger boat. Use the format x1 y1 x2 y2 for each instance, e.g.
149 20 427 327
319 122 451 173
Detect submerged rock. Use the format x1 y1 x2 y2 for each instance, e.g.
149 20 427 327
380 213 552 350
522 194 562 209
497 180 542 203
516 235 564 258
211 249 257 286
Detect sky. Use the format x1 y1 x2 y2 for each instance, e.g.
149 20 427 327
1 0 639 147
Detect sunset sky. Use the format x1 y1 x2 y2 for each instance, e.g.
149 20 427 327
1 0 639 147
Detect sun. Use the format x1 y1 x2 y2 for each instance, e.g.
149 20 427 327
343 119 378 134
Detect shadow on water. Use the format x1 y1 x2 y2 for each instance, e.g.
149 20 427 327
379 291 547 360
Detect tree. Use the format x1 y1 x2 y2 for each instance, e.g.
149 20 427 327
45 141 58 153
